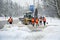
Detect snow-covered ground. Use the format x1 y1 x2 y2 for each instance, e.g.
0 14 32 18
0 17 20 29
0 17 60 40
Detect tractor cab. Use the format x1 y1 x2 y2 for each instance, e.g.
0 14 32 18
23 11 33 25
24 11 33 18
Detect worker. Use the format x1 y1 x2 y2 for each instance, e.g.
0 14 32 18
35 18 39 27
39 16 42 25
31 17 35 27
43 17 46 26
8 17 13 24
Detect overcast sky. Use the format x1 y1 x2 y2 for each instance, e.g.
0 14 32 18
12 0 43 7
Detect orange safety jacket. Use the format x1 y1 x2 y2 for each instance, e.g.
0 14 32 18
8 18 13 23
31 18 34 24
43 17 46 22
36 19 38 24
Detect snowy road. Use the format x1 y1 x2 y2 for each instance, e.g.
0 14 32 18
0 17 60 40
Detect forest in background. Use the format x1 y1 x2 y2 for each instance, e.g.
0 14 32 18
0 0 60 17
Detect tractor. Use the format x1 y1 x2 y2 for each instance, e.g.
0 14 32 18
23 11 33 25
